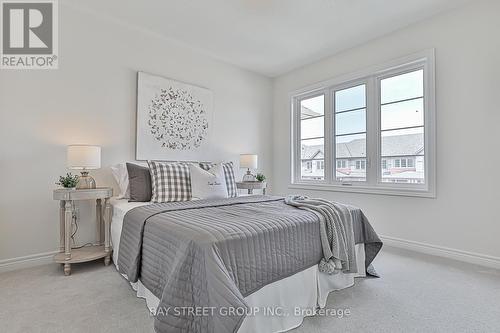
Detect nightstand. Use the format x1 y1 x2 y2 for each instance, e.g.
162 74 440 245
53 187 113 275
236 181 267 195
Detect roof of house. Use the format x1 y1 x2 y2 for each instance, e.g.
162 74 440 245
301 105 322 119
380 133 424 157
301 133 424 159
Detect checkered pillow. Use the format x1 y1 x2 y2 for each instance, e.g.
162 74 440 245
148 161 192 202
199 162 238 198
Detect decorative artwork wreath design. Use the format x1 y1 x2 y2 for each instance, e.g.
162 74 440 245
147 87 209 150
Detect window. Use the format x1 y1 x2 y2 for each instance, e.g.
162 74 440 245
291 50 435 197
393 158 415 169
299 95 325 180
335 84 366 182
355 160 366 170
381 70 424 183
381 159 388 170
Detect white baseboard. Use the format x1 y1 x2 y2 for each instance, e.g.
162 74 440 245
0 250 58 273
2 237 499 273
380 235 500 270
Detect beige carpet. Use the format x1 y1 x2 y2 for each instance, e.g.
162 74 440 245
1 247 499 333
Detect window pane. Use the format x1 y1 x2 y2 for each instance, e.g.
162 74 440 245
336 158 366 182
335 83 366 183
336 133 366 156
381 128 424 184
300 95 325 181
335 84 366 112
381 98 424 131
301 116 324 139
381 156 425 184
336 133 366 182
381 70 423 104
381 127 424 157
336 109 366 135
301 138 324 159
301 95 324 119
380 69 426 185
301 139 324 180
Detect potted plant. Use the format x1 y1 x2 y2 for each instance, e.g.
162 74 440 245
256 173 266 183
56 173 79 190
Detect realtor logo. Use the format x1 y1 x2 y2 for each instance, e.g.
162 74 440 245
1 0 58 69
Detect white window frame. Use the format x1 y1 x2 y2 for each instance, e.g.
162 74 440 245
290 50 436 198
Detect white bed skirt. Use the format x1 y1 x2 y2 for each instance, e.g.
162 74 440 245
111 199 366 333
118 245 365 333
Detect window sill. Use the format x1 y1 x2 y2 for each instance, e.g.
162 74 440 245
288 182 436 198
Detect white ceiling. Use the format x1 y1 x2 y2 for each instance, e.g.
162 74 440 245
66 0 471 77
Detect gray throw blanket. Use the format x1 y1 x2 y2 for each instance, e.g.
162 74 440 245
284 195 357 274
117 196 382 333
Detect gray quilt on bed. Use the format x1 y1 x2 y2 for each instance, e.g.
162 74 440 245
117 195 382 333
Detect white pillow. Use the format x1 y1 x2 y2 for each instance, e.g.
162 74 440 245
110 162 148 199
189 163 228 200
110 163 130 199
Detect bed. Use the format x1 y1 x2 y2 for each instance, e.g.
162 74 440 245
110 195 381 333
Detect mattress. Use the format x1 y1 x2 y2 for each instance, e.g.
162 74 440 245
110 198 149 265
110 198 366 333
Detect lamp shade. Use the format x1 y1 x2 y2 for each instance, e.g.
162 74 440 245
67 145 101 170
240 154 258 169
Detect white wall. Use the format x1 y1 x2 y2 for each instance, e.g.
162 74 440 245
272 0 500 259
0 4 273 262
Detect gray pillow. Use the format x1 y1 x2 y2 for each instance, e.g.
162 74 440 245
126 163 152 202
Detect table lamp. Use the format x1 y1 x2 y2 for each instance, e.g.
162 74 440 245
240 154 258 182
67 145 101 189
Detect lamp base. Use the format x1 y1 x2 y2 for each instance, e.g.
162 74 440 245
77 171 96 189
242 169 256 182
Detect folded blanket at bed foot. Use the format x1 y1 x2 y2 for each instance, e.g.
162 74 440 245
284 195 382 277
